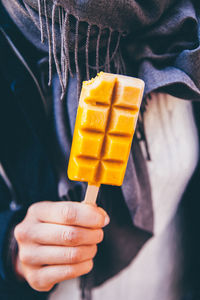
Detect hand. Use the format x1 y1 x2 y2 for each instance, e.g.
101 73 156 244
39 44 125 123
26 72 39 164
14 201 109 292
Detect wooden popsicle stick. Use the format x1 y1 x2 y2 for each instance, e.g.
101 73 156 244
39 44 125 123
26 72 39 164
83 184 100 205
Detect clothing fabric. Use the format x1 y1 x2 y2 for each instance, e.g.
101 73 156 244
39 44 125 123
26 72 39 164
1 0 154 236
3 0 200 100
0 4 152 299
49 94 199 300
0 3 154 294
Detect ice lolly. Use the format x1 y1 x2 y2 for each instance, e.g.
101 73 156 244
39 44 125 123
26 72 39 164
67 72 144 204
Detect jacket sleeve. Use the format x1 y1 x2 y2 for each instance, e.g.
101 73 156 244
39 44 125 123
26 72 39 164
0 172 50 300
0 172 25 282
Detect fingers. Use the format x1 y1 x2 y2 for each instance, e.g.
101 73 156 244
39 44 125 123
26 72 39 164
14 200 109 289
25 260 93 292
29 201 109 229
19 245 97 265
19 223 104 246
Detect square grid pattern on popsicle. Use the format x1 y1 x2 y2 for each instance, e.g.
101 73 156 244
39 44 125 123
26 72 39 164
73 77 141 186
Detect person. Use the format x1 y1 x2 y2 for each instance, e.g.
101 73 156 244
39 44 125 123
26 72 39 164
0 1 200 300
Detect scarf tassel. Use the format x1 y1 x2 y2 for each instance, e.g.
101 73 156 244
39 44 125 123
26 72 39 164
36 0 124 101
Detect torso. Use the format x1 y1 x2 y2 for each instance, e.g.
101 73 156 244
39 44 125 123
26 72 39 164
49 93 199 300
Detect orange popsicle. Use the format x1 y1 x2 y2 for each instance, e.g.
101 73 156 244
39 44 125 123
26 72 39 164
68 72 144 203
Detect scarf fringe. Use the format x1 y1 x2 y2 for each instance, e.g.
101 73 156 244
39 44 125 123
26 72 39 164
34 0 123 100
37 0 44 42
74 18 80 100
25 1 149 159
64 12 73 78
96 27 102 73
105 29 112 72
44 0 52 85
86 24 91 80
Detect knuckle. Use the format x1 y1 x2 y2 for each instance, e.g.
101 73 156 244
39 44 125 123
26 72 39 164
14 224 21 241
28 271 50 292
63 265 75 279
27 203 37 216
14 224 29 242
19 248 31 264
61 204 77 224
68 248 82 264
62 228 79 245
27 271 40 290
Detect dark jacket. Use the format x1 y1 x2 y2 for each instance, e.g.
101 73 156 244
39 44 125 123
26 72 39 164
0 4 58 299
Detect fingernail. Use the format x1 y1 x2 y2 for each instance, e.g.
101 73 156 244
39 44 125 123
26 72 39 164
104 215 110 226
